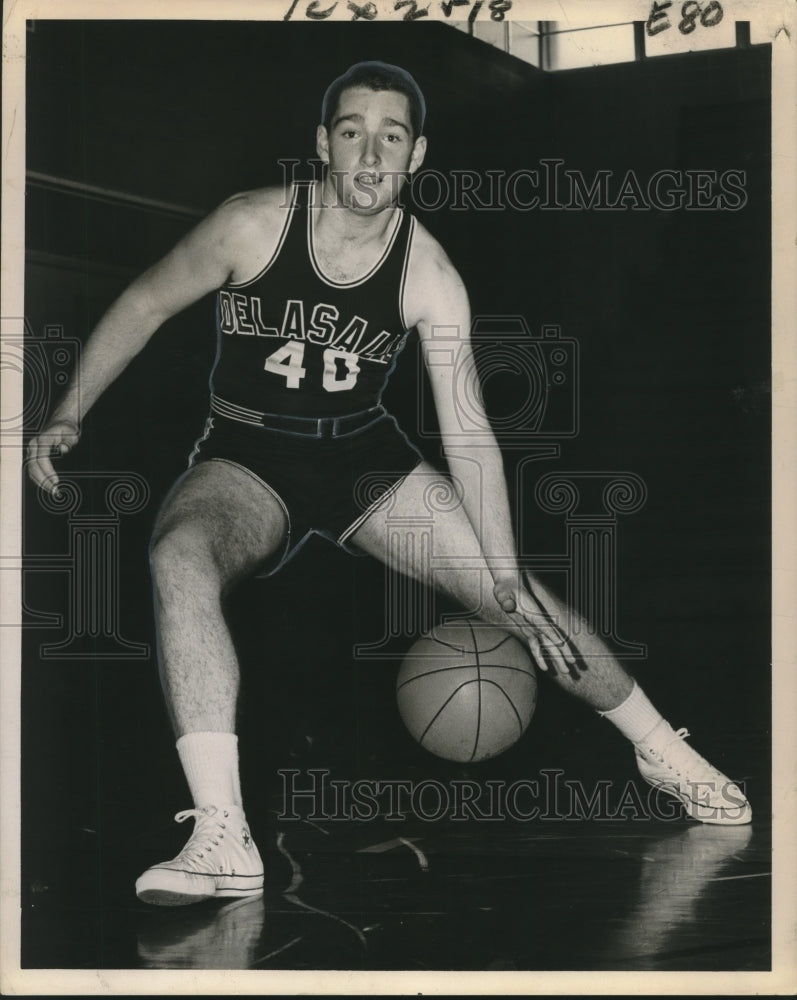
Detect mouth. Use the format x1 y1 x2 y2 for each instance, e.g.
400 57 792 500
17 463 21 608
356 173 381 186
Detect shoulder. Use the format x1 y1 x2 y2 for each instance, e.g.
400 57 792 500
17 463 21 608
210 185 294 244
406 219 462 287
403 218 469 330
218 185 294 220
206 185 299 284
133 185 300 304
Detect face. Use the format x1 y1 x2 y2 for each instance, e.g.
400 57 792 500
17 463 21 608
316 86 427 214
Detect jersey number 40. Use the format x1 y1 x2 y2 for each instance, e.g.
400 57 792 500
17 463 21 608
264 342 360 393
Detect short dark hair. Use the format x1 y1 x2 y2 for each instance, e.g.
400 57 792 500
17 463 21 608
321 61 426 139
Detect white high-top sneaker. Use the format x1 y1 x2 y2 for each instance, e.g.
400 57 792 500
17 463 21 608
136 805 264 906
635 721 752 826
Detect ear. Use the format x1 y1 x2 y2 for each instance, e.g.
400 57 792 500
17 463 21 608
316 124 330 164
408 135 427 175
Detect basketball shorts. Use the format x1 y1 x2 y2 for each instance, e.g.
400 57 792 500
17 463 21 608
187 405 423 575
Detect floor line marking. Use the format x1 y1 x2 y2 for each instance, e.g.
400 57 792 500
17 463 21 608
276 830 303 893
277 831 368 950
399 836 429 871
709 871 771 882
284 893 368 950
358 836 423 854
300 817 330 836
251 935 304 966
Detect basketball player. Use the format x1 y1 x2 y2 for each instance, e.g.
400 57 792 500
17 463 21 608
27 62 751 906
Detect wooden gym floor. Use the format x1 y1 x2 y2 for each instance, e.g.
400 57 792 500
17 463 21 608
22 659 770 972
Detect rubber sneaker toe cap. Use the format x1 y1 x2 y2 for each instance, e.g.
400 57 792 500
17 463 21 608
135 865 218 906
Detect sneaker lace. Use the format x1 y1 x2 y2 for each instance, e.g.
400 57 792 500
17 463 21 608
650 727 725 782
172 806 230 864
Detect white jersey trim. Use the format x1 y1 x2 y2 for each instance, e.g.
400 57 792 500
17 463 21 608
398 215 416 333
225 184 301 290
307 182 403 289
187 415 215 466
211 395 263 426
337 469 416 547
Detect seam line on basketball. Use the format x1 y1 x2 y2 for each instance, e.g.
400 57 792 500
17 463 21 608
396 663 533 692
423 631 516 655
421 636 469 654
419 681 479 745
474 633 516 654
468 620 481 763
480 678 525 733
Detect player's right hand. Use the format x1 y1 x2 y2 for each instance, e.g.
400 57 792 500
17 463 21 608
26 420 80 494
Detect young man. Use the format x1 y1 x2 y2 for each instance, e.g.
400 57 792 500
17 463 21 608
26 62 751 907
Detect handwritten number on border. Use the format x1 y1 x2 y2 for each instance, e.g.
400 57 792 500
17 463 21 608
286 0 512 19
647 0 724 36
489 0 511 21
395 0 430 19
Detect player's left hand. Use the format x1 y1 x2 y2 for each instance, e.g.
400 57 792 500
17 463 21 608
493 575 577 677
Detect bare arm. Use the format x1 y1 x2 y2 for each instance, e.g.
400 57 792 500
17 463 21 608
406 230 574 673
416 277 519 586
27 195 258 491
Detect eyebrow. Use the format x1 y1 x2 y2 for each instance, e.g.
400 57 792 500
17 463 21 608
332 112 410 135
383 117 410 134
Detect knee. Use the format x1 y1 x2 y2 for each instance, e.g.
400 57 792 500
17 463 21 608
149 522 220 587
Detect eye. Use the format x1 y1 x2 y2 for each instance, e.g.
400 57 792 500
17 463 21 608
340 129 358 139
384 133 402 143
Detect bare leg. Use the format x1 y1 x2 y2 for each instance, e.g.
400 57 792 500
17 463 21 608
349 462 633 711
352 463 751 825
137 459 288 904
149 459 289 736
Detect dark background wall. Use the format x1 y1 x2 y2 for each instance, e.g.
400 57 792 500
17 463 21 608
22 20 770 921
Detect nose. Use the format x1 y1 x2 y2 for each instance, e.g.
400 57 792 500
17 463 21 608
360 137 379 168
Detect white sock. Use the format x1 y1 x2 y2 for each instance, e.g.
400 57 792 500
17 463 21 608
598 682 664 744
176 731 243 809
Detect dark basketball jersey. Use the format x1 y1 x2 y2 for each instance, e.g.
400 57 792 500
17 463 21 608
209 181 416 420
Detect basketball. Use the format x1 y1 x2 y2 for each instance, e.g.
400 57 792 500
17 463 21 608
396 624 537 763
